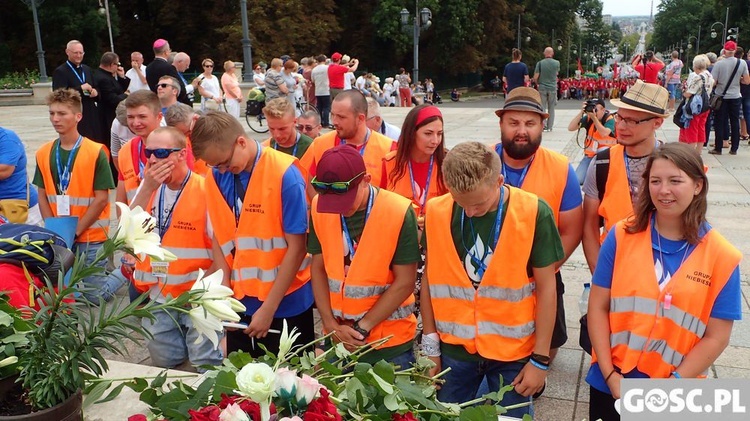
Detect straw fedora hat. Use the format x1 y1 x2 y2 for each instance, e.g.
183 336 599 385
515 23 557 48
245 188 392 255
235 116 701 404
610 79 670 118
494 87 549 119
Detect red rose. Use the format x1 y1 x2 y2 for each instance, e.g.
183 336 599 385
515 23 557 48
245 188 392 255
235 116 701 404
392 412 418 421
303 388 341 421
128 415 148 421
188 405 221 421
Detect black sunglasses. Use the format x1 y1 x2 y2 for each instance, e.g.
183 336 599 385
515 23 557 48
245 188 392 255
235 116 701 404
311 171 364 194
204 64 214 68
157 83 176 89
296 124 318 132
145 148 183 159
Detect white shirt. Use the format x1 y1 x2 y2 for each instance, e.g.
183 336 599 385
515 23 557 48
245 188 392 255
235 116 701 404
344 73 355 90
311 64 330 96
198 75 222 102
126 65 149 92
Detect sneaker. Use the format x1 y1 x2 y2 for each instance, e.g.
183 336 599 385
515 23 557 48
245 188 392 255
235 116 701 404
708 149 722 155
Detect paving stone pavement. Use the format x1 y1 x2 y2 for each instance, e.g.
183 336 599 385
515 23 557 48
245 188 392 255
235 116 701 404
2 99 748 421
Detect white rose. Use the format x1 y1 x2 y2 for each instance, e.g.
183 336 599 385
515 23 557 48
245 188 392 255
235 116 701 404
295 374 321 406
219 403 250 421
235 363 276 404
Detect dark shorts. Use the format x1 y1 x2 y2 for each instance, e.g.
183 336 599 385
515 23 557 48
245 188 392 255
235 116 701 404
551 271 568 349
227 305 315 359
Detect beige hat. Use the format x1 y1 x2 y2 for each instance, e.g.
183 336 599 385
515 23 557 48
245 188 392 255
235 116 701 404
494 87 549 119
610 79 670 117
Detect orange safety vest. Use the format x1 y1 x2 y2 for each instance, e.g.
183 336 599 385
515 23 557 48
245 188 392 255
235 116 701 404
583 115 617 157
382 150 445 216
502 146 569 226
132 172 213 298
425 187 539 361
300 130 393 187
596 220 740 378
206 147 310 301
598 144 633 236
118 137 144 204
36 137 111 243
261 137 309 181
311 188 417 348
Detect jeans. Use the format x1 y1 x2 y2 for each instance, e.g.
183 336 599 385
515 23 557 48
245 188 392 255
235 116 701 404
142 307 224 371
437 354 533 418
73 242 127 305
742 96 750 135
316 95 331 127
714 97 742 153
666 83 680 100
539 89 557 129
575 155 594 185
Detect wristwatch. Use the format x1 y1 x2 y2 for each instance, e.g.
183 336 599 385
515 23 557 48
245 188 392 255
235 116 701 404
352 320 370 339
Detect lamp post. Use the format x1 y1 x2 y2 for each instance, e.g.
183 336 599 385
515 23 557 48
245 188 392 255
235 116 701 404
400 1 432 85
687 36 698 69
98 0 114 53
727 27 739 43
20 0 48 82
566 35 572 78
710 22 725 42
240 0 254 82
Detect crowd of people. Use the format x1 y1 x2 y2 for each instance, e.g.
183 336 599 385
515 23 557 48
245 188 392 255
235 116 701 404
0 37 747 421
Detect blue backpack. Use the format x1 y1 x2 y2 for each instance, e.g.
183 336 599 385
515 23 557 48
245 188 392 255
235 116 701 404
0 224 69 274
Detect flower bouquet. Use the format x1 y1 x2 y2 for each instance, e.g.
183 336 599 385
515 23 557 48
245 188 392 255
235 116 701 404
0 203 244 418
124 322 532 421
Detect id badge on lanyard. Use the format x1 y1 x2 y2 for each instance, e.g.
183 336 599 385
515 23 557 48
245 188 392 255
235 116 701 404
151 261 169 278
56 195 71 216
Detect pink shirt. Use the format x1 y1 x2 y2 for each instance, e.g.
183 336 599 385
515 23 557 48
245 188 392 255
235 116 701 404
221 73 242 100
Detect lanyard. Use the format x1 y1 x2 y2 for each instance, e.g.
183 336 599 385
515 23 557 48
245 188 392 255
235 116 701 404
460 186 505 281
341 185 374 261
408 155 433 215
273 132 300 157
339 129 371 156
66 61 85 85
178 72 188 86
138 139 146 180
157 171 191 240
233 142 262 224
495 143 534 188
55 135 83 194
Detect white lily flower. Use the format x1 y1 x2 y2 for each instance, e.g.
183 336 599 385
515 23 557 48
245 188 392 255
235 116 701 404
188 306 223 349
0 356 18 369
114 202 177 262
190 269 246 322
203 300 242 323
277 319 301 363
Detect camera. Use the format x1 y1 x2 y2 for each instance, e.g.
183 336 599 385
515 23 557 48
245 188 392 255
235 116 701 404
584 99 598 113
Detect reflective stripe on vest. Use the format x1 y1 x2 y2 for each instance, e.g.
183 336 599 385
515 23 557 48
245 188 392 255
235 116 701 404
425 187 539 361
36 137 111 243
133 269 204 286
312 189 417 348
117 137 143 205
601 220 741 378
206 148 310 301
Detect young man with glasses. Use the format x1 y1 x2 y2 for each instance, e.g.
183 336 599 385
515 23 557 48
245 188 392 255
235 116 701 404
128 126 223 371
261 98 313 161
307 144 420 367
297 110 323 139
34 88 120 304
190 111 314 358
582 80 670 274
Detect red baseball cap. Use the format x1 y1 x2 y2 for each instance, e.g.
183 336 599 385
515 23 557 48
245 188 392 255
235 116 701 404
331 52 342 61
315 145 366 214
724 41 737 51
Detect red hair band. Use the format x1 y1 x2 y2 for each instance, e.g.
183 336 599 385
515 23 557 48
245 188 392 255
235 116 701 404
415 106 442 127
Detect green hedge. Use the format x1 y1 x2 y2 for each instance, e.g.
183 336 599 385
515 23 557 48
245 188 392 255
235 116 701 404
0 69 41 90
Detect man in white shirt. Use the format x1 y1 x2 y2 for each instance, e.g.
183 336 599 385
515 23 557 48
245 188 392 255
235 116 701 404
310 55 331 128
365 97 401 141
126 52 149 93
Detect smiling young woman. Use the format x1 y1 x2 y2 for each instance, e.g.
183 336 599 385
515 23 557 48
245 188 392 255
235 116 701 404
586 143 742 421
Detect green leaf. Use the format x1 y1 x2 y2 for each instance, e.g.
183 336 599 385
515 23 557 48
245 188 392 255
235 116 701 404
372 360 396 383
94 382 128 404
458 406 498 421
82 379 112 410
227 351 254 369
151 370 168 388
212 370 237 401
367 368 393 394
383 392 399 411
139 388 159 406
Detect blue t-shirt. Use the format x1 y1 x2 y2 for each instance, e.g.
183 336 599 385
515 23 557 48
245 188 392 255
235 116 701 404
503 62 529 92
212 147 312 317
586 220 742 393
497 149 582 213
0 128 37 206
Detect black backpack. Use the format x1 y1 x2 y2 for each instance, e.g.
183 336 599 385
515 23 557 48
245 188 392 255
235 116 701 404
594 148 611 228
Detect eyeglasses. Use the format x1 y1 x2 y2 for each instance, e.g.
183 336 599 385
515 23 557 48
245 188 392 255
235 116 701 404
157 83 176 89
204 64 214 68
145 148 183 159
614 114 657 127
311 172 365 194
214 140 238 170
296 124 319 132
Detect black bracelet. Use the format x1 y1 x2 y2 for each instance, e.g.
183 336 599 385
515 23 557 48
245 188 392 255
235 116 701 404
352 320 370 339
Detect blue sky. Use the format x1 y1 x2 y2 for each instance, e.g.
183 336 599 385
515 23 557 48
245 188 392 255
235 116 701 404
602 0 661 17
